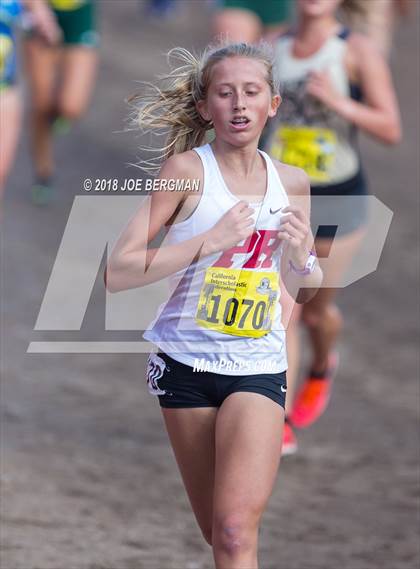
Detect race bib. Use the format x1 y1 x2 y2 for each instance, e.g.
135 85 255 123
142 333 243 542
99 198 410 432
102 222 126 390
270 126 337 182
195 267 279 338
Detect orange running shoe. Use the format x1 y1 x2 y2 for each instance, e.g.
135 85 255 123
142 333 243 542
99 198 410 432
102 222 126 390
281 421 298 456
289 352 339 429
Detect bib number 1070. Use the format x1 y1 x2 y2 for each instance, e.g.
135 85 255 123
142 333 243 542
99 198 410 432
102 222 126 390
195 268 278 338
205 295 267 330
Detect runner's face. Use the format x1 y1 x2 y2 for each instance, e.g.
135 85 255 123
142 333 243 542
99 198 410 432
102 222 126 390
297 0 342 18
198 57 280 147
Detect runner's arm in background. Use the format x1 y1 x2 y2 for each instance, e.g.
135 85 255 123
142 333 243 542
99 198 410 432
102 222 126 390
306 33 401 144
22 0 61 44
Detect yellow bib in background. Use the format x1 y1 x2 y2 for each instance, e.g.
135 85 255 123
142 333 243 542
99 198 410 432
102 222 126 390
270 125 337 183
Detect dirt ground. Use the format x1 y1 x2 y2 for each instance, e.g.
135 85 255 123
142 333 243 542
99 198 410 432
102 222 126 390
1 2 419 568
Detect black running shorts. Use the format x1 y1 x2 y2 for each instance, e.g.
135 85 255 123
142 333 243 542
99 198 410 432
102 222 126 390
146 352 287 409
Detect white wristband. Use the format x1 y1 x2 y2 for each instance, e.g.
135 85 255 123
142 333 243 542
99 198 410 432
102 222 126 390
289 251 317 276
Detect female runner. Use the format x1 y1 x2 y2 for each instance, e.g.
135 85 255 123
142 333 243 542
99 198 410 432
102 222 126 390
23 0 99 205
264 0 401 452
0 0 59 211
106 43 322 568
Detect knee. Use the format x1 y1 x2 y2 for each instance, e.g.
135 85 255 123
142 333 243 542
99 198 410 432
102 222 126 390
212 513 257 556
56 100 83 121
301 305 322 328
302 303 343 330
32 95 54 116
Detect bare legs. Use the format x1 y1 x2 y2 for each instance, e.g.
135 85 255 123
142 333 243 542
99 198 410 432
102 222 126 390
282 229 365 415
23 38 97 184
0 87 22 210
162 392 284 568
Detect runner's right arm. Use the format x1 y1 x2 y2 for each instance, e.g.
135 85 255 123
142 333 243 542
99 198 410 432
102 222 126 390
105 152 254 292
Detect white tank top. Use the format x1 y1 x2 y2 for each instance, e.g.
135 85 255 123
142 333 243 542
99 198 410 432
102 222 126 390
265 29 361 186
143 143 289 375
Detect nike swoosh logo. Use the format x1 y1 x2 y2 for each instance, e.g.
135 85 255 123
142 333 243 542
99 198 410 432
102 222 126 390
280 385 287 393
270 207 284 215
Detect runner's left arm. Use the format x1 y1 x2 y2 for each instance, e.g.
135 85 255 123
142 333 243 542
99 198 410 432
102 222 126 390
275 163 323 303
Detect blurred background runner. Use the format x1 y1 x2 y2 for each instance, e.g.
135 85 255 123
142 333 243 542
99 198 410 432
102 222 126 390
23 0 99 205
0 0 60 212
212 0 293 42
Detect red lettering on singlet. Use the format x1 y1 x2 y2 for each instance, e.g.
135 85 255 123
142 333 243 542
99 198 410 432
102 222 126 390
212 230 281 269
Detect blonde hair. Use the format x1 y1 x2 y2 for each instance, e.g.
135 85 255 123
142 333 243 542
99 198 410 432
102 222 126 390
129 42 279 172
